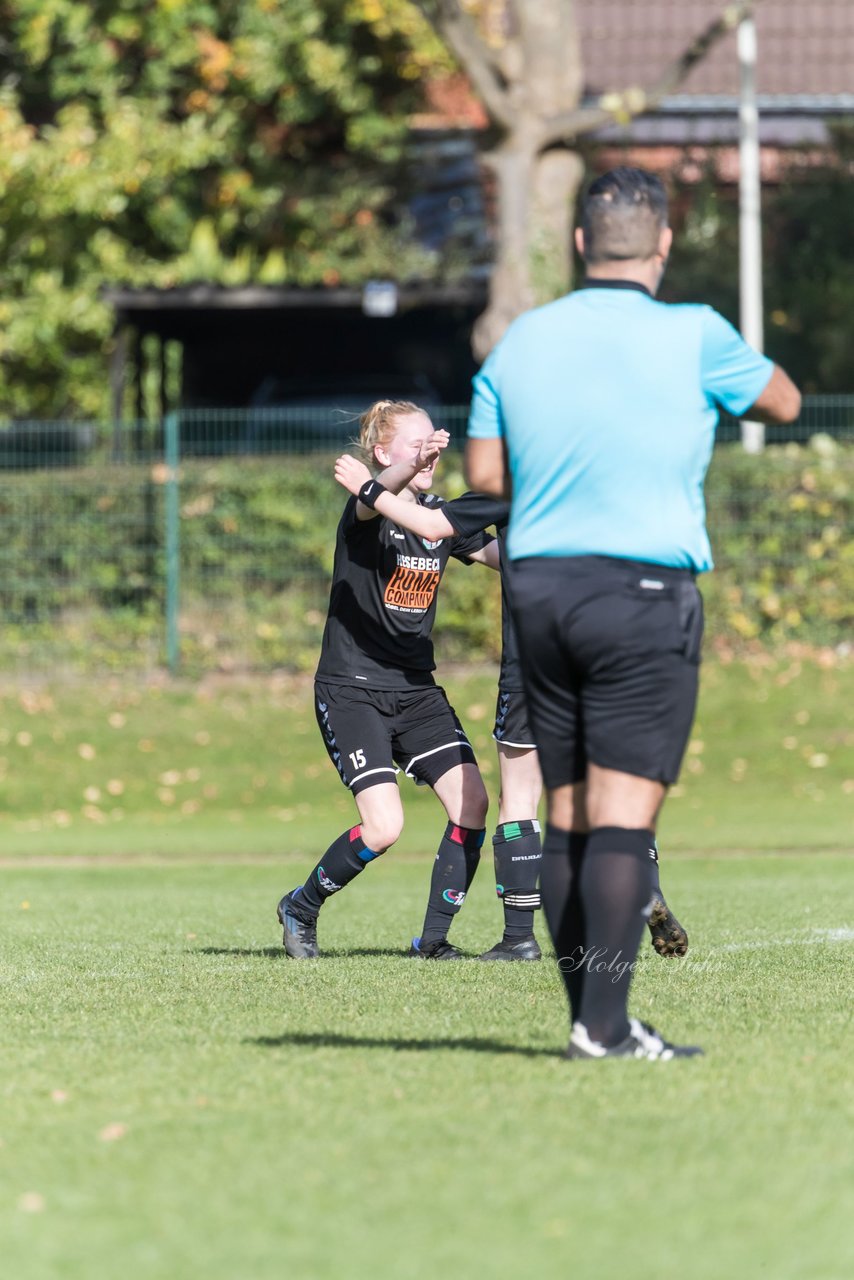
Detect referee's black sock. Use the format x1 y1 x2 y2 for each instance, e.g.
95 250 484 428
493 819 542 941
420 822 484 945
540 827 588 1021
576 827 655 1047
296 825 383 917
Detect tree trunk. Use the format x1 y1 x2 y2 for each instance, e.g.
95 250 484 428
472 141 585 360
418 0 753 361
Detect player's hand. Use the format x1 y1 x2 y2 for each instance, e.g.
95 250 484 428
334 454 371 495
415 429 450 470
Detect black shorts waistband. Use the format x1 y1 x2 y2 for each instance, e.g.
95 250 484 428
508 555 696 582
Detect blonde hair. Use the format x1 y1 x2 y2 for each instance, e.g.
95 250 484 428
357 400 426 469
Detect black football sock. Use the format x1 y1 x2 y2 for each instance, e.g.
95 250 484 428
576 827 655 1047
540 827 588 1021
296 825 383 918
420 823 484 945
493 819 542 940
648 836 664 902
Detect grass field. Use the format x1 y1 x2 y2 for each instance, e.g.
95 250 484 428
0 654 852 857
1 657 852 1279
2 856 852 1280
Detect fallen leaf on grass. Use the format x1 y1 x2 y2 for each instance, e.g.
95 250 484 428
18 1192 45 1213
98 1123 127 1143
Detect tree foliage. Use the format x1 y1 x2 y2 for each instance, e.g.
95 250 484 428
0 0 450 417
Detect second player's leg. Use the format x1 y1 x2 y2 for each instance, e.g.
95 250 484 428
480 743 544 961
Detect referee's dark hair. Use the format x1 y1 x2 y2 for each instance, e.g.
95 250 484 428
581 167 669 264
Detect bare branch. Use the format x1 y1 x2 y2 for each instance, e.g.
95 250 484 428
541 0 757 146
413 0 516 130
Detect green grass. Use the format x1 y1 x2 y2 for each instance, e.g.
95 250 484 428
1 657 852 1277
1 854 852 1280
0 654 852 857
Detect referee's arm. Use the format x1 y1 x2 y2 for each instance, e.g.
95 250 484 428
464 436 510 499
743 365 802 424
464 351 510 498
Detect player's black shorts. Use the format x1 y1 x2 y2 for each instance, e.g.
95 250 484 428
314 681 477 796
505 555 704 787
492 686 536 750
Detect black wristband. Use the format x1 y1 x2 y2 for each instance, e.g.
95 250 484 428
358 479 385 509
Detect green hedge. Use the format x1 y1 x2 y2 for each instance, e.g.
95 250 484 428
0 439 850 672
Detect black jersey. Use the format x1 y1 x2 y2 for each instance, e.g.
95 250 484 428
438 492 523 692
315 493 494 689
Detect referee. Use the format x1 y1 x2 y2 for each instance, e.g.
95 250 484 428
465 167 801 1059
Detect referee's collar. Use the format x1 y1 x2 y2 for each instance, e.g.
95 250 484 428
580 278 653 298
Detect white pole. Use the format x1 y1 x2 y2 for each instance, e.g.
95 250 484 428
738 14 765 453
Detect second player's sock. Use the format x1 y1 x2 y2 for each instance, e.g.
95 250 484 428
576 827 655 1047
420 822 484 945
296 825 382 917
648 836 664 902
540 827 588 1021
493 819 542 940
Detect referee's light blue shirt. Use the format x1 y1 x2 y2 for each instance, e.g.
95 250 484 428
467 283 774 572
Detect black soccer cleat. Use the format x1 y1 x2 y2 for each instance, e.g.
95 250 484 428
647 897 689 958
409 936 464 960
478 935 542 962
565 1018 703 1060
277 889 319 960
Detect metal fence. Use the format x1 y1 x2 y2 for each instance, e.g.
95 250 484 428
0 399 851 675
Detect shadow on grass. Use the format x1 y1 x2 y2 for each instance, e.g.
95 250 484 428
322 946 413 959
248 1030 559 1058
196 946 282 959
194 945 415 959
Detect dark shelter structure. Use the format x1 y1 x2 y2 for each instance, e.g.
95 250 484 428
104 281 488 424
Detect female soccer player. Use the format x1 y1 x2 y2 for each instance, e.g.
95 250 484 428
333 457 690 962
276 401 499 960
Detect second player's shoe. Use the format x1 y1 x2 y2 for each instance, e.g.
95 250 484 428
478 935 542 962
277 889 319 960
409 936 463 960
565 1018 703 1060
647 897 689 957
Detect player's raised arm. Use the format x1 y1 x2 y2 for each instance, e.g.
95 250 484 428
334 429 450 521
334 452 456 539
377 428 449 495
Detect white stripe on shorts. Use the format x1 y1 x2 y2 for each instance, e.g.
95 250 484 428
403 739 473 778
348 766 397 789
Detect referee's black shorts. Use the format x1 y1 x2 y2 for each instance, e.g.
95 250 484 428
505 555 704 788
